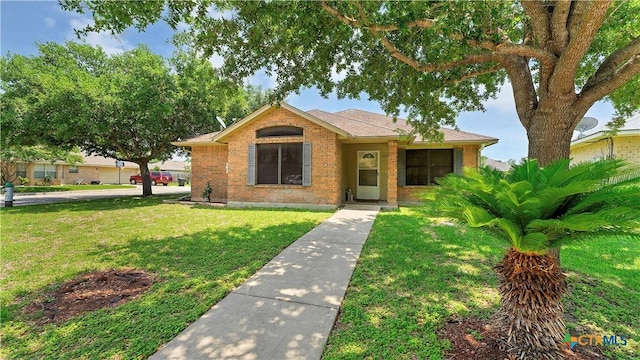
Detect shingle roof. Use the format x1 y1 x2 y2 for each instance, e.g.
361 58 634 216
310 108 498 143
175 104 498 145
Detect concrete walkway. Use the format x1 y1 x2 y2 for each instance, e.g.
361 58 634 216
150 205 380 360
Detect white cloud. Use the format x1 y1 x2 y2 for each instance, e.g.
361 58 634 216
246 69 277 89
484 83 516 113
43 17 56 29
67 16 132 55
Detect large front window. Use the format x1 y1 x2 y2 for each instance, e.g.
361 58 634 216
405 149 453 185
257 143 303 185
34 164 57 179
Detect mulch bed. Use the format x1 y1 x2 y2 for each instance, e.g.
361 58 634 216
23 269 155 325
440 316 606 360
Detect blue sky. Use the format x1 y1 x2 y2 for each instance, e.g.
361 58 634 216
1 1 617 162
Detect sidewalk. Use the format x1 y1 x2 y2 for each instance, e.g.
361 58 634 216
150 205 380 360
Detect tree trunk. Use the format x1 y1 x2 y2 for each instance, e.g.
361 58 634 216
494 249 567 359
138 162 153 197
526 110 577 166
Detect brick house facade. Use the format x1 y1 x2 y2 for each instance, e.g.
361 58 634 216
174 103 498 209
570 113 640 165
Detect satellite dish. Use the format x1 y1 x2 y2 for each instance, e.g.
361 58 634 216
575 117 598 138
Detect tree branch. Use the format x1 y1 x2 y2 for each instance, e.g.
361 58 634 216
567 0 591 38
550 0 572 54
495 44 557 66
318 1 435 31
584 36 640 91
521 0 550 48
501 56 538 130
576 54 640 111
551 0 612 95
374 30 498 72
445 65 503 85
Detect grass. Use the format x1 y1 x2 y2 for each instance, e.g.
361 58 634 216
0 196 332 359
322 207 639 360
12 184 136 193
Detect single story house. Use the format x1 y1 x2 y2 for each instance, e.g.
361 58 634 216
173 103 498 209
11 154 186 185
570 112 640 165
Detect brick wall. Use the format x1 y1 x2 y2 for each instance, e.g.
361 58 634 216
225 107 342 206
570 136 640 165
386 141 398 206
191 145 228 202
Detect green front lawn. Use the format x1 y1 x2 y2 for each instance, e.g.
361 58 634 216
12 184 136 193
0 197 332 359
322 207 639 360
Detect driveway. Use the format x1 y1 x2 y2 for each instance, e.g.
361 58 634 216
1 185 190 207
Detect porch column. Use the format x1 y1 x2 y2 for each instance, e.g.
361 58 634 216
387 141 398 206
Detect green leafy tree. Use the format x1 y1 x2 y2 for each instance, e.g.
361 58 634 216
61 0 639 166
437 159 640 358
1 42 251 196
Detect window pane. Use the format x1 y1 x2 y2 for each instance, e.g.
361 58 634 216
257 144 279 184
281 143 302 184
359 170 377 186
257 126 303 138
430 149 453 184
16 163 27 178
406 150 428 185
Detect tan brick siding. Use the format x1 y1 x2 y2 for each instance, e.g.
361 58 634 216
191 145 228 202
386 141 398 206
571 136 640 165
226 107 341 206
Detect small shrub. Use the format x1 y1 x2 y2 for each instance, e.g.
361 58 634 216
201 182 213 202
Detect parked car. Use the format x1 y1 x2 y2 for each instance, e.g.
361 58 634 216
129 171 173 186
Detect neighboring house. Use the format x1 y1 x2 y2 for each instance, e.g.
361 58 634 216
173 103 498 209
570 112 640 165
13 154 186 185
485 158 512 172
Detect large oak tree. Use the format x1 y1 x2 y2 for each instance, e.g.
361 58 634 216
1 42 254 196
62 0 639 165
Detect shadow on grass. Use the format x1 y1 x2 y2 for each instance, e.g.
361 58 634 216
2 219 321 360
323 207 507 359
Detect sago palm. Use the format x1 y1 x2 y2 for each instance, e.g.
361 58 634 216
437 158 640 359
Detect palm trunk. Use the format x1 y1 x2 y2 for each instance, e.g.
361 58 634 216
494 248 567 359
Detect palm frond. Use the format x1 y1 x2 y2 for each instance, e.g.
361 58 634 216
437 158 640 253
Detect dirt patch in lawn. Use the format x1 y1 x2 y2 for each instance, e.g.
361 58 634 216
440 317 604 360
24 269 154 325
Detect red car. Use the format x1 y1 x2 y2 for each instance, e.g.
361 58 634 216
129 171 173 186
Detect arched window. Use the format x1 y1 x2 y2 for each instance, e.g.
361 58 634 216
256 126 303 138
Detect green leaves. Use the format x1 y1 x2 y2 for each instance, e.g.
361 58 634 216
1 42 267 195
438 158 640 252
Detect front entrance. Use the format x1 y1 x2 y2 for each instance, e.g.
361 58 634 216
357 151 379 200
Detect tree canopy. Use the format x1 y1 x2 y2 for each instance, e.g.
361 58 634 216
1 42 259 195
61 0 640 165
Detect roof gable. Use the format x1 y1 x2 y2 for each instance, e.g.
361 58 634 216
173 103 498 146
212 103 350 143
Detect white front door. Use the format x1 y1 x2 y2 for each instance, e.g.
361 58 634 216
357 151 379 200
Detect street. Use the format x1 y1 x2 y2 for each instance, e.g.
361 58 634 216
1 185 191 207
